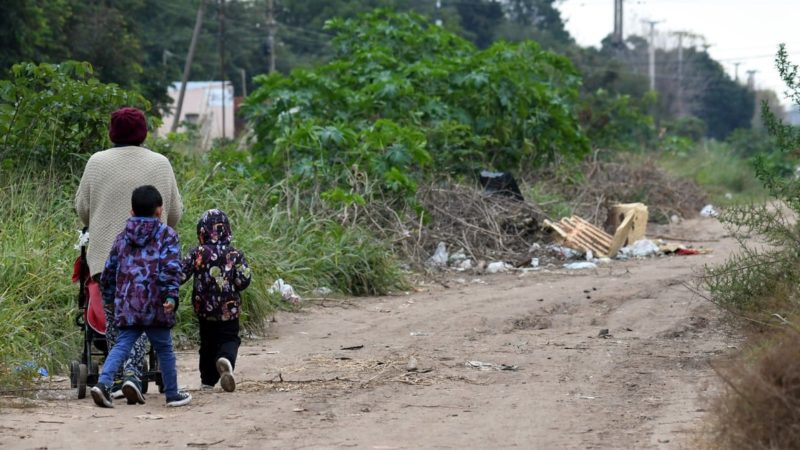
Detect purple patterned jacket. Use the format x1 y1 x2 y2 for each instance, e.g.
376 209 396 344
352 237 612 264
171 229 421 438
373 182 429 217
181 209 251 321
100 217 182 328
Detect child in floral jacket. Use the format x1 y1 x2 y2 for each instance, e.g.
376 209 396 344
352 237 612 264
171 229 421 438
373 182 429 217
181 209 251 392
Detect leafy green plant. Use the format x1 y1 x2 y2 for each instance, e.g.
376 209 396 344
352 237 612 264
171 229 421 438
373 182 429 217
244 10 588 201
578 88 655 151
0 61 148 168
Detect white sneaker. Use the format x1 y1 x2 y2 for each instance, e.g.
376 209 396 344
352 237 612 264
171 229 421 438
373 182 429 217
200 384 214 391
216 357 236 392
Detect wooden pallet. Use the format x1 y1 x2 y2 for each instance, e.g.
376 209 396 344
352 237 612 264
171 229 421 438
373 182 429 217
544 215 623 258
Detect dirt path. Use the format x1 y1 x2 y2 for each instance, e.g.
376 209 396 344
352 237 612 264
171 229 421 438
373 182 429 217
0 217 740 449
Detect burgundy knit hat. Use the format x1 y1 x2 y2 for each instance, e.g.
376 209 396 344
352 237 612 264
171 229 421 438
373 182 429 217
109 107 148 145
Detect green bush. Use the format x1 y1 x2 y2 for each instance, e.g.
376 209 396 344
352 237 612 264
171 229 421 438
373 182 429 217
702 45 800 321
244 10 588 201
0 61 149 168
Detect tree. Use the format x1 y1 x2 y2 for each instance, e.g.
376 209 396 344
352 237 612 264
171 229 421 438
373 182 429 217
494 0 574 50
0 0 71 70
0 61 149 167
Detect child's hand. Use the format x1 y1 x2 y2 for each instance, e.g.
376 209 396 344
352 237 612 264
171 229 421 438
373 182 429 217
163 298 176 313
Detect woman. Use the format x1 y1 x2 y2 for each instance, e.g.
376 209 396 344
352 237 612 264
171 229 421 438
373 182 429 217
75 107 182 404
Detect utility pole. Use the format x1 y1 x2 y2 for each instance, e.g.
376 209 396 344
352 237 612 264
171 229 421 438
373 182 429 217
613 0 623 47
171 0 206 133
435 0 442 26
673 31 690 116
733 62 741 82
644 20 661 92
746 70 757 90
219 0 226 140
240 68 247 97
267 0 276 73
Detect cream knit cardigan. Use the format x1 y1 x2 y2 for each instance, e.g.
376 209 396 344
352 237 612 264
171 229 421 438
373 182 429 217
75 146 183 275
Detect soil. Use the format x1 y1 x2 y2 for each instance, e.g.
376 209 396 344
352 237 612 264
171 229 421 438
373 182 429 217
0 217 741 449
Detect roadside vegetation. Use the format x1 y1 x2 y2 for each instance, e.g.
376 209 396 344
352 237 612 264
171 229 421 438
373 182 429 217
0 7 790 401
699 45 800 449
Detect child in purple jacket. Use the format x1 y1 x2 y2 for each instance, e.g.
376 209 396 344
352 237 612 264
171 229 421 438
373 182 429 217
181 209 251 392
90 185 191 408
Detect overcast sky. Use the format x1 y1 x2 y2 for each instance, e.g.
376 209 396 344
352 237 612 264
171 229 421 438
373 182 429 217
557 0 800 107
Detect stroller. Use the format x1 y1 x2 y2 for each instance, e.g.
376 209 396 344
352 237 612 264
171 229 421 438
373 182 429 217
69 228 164 399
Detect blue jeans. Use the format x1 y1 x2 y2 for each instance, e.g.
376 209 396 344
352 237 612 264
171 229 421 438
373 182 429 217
99 327 179 399
104 308 147 381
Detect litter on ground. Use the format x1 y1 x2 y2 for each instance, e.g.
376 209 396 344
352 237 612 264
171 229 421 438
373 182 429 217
465 361 519 371
564 262 598 270
269 279 301 303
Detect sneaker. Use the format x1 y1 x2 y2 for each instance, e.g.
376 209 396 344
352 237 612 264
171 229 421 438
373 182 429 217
90 384 113 408
110 381 124 399
216 357 236 392
122 377 145 405
166 391 192 407
200 384 214 391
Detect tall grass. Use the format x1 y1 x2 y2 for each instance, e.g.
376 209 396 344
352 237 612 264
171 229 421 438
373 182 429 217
0 169 81 389
0 154 406 388
659 140 766 204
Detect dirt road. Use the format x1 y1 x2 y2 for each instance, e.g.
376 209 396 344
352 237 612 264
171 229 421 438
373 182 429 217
0 217 739 449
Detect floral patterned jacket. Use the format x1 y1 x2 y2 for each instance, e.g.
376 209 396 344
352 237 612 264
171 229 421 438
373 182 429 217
180 209 251 321
100 217 182 328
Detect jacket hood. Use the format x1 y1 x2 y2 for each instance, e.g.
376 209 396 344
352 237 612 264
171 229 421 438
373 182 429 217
124 217 162 247
197 209 232 245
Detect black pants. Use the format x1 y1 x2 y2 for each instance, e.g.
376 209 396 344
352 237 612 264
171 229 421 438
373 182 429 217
198 318 241 386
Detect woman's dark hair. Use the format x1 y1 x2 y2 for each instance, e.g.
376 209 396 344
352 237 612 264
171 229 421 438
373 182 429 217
131 185 163 217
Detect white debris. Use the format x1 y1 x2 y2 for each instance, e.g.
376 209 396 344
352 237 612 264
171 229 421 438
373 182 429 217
700 204 718 217
563 261 598 270
619 239 661 258
427 242 449 266
670 214 681 224
268 278 301 303
465 361 519 371
585 250 594 261
313 287 333 296
75 229 90 250
486 261 512 274
458 259 473 270
546 244 582 259
448 248 468 264
530 257 540 268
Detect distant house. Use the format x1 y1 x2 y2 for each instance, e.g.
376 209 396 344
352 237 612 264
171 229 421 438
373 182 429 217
157 81 235 146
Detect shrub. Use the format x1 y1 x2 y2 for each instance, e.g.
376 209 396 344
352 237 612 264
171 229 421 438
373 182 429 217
708 330 800 450
702 44 800 450
244 10 588 201
0 61 149 168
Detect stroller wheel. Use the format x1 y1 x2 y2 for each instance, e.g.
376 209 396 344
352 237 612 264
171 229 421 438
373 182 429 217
69 361 79 389
77 364 88 399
